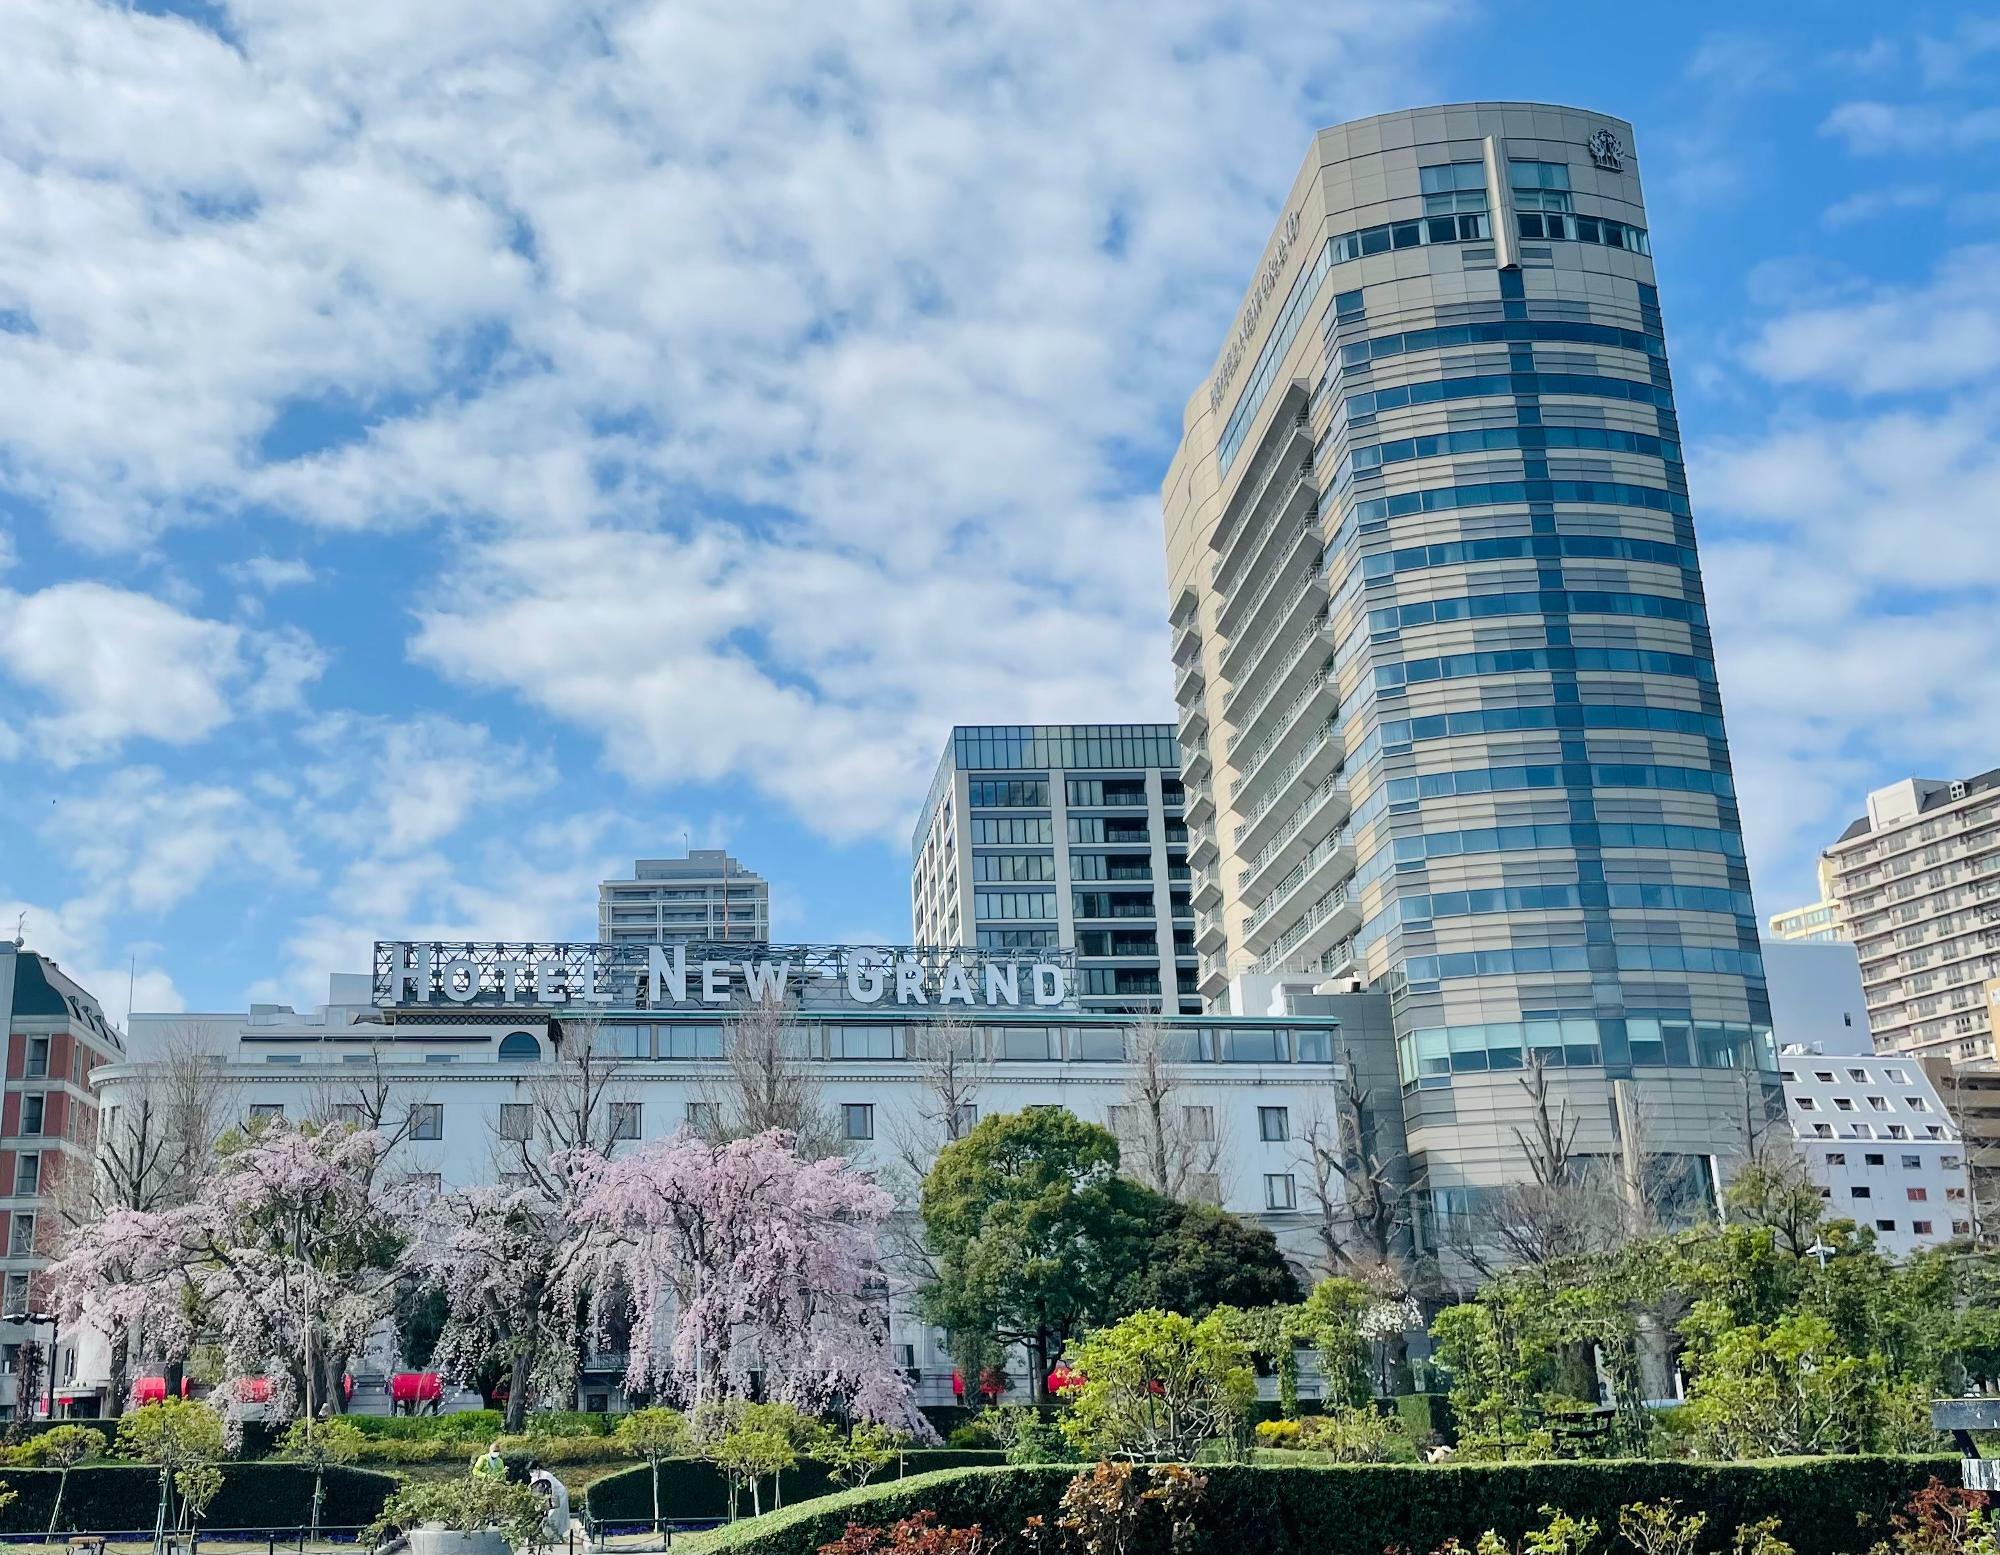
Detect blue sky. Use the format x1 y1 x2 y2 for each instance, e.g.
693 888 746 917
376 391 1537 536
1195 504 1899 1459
2 0 1997 1020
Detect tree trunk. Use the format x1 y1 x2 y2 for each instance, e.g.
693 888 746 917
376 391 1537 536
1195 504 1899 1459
107 1326 131 1420
505 1350 531 1432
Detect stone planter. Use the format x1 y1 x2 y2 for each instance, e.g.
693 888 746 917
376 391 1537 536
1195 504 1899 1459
407 1526 511 1555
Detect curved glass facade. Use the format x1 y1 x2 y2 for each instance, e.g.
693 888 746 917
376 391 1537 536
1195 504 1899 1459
1165 105 1776 1251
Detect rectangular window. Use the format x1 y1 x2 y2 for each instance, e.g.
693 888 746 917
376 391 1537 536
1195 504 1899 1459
1909 1187 1929 1201
1876 1219 1897 1233
967 779 1050 808
499 1103 533 1141
1184 1106 1215 1142
1851 1185 1871 1199
12 1156 37 1198
24 1039 47 1080
685 1101 719 1134
20 1096 43 1136
250 1103 285 1122
1190 1173 1222 1206
8 1214 33 1256
1866 1153 1885 1165
610 1102 641 1141
1258 1106 1290 1143
842 1104 875 1141
1264 1173 1297 1211
1825 1152 1846 1166
1913 1220 1934 1235
1902 1154 1923 1169
4 1275 26 1311
408 1103 443 1141
952 1103 979 1136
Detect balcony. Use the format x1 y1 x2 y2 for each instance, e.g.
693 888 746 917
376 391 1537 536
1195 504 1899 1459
1183 777 1215 827
1254 882 1364 975
1230 715 1346 841
1198 953 1231 999
1239 779 1355 907
1191 866 1223 912
1220 608 1328 733
1210 408 1312 565
1186 828 1218 869
1217 519 1322 668
1179 699 1209 745
1173 656 1205 709
1241 827 1359 959
1194 909 1227 956
1229 664 1339 781
1216 547 1328 687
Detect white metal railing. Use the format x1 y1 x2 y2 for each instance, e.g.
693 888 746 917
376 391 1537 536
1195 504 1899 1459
1230 661 1335 769
1232 718 1341 834
1245 826 1353 937
1213 413 1309 563
1221 609 1327 726
1256 885 1355 973
1220 556 1322 685
1213 449 1313 593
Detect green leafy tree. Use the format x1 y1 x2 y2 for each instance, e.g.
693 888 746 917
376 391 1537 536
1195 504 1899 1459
1127 1201 1302 1318
118 1401 226 1555
822 1422 901 1489
1059 1308 1256 1462
919 1109 1159 1399
38 1424 101 1538
612 1407 692 1529
1293 1276 1374 1408
278 1416 364 1540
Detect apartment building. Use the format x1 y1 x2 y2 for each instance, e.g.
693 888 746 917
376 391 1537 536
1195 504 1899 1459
598 851 770 948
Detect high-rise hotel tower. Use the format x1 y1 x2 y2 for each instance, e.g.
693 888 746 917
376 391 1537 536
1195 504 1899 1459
1164 105 1775 1241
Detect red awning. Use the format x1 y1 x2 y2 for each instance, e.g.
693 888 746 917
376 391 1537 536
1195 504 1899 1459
390 1372 442 1403
133 1378 166 1404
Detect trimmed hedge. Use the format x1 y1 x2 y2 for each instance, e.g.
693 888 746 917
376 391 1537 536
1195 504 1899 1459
586 1451 1008 1524
675 1457 1964 1555
0 1463 400 1534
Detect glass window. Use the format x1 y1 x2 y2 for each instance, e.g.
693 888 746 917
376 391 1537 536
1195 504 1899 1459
20 1096 44 1135
610 1102 641 1141
1220 1028 1283 1063
1183 1105 1215 1141
995 1026 1053 1062
1264 1173 1298 1210
596 1024 649 1059
497 1031 541 1062
661 1024 726 1060
842 1103 875 1141
250 1103 285 1122
1258 1106 1290 1143
13 1155 37 1197
9 1213 33 1256
24 1039 47 1080
1073 1028 1124 1062
408 1103 443 1141
685 1101 719 1135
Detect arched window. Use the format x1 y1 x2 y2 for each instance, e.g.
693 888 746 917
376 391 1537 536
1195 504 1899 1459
498 1031 541 1062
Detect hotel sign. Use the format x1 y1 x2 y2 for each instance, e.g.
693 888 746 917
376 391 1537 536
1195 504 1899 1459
373 941 1073 1012
1208 208 1304 414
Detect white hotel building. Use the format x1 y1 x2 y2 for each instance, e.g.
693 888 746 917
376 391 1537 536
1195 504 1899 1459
83 940 1398 1416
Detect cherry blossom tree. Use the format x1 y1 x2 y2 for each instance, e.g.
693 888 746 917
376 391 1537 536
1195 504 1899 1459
569 1129 928 1435
45 1120 404 1436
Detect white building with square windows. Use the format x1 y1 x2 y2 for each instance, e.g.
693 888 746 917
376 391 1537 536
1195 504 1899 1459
74 940 1401 1418
1779 1044 1971 1257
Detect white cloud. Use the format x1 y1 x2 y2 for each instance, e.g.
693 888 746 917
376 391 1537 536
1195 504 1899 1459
0 0 1445 841
0 581 325 762
1742 245 2000 394
1821 100 2000 153
224 556 315 592
1697 244 2000 910
1821 184 1942 228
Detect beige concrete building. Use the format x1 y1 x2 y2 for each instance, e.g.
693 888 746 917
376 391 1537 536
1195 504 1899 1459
1163 104 1775 1254
1822 771 2000 1062
1768 857 1849 944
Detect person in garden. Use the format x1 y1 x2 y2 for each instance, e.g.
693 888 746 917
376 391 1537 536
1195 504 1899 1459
472 1440 508 1480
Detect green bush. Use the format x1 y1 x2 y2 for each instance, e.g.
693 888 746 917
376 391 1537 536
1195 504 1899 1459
343 1410 504 1441
521 1411 615 1437
0 1463 399 1533
674 1456 1963 1555
1394 1392 1455 1444
349 1432 628 1467
586 1451 1007 1524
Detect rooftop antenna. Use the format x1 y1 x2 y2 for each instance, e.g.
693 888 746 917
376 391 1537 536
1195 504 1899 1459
10 913 23 950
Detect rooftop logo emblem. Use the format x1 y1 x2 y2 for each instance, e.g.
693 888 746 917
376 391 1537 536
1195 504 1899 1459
1588 129 1625 171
